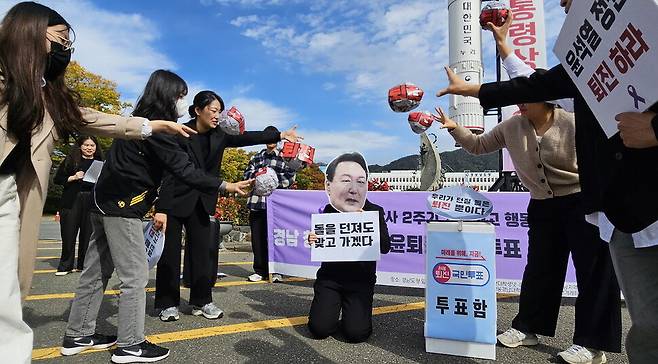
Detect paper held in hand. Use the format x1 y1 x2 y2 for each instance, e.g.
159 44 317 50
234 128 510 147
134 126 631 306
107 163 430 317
144 221 165 269
310 211 380 262
553 1 658 138
82 160 104 184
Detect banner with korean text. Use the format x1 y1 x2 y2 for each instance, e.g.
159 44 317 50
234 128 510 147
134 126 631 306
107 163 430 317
500 0 548 171
554 0 658 137
267 190 578 297
425 222 497 360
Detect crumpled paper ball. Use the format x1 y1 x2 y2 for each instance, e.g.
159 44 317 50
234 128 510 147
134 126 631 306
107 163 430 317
254 167 279 196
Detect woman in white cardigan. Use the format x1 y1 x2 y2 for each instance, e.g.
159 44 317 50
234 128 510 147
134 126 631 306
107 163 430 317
0 3 194 362
431 13 622 364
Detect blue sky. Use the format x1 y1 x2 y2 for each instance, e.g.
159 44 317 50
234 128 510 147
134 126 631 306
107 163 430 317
0 0 566 164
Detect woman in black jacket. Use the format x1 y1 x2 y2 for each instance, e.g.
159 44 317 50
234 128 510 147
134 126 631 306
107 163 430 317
154 90 301 322
53 136 103 275
307 152 391 343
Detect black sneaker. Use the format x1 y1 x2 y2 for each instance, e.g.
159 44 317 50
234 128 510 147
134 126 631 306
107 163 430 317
60 333 117 356
111 340 170 363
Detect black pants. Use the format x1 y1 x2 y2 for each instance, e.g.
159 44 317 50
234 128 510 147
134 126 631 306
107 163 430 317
249 209 268 276
512 193 622 353
155 201 213 309
307 278 374 343
57 191 92 271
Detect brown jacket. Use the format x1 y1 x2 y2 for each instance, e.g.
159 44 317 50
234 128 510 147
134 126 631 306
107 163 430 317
0 105 146 298
449 108 580 199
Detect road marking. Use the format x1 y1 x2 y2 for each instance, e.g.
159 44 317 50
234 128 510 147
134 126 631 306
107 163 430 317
32 262 253 275
31 301 425 360
25 277 308 301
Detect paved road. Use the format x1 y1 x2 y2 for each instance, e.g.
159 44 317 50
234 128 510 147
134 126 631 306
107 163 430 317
27 219 630 363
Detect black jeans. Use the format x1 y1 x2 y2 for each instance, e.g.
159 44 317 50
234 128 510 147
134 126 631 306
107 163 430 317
512 193 622 353
57 191 92 271
249 209 268 276
155 202 213 309
307 278 374 343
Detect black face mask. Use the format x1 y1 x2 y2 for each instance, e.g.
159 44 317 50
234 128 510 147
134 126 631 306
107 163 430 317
45 41 71 81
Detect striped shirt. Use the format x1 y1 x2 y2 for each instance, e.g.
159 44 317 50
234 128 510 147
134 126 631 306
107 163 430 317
244 149 296 211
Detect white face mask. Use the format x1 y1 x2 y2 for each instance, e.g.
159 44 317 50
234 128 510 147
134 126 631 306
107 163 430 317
175 98 189 118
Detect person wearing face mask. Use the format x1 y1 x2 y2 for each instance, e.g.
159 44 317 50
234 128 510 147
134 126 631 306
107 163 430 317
154 91 302 322
243 126 300 283
53 135 104 276
61 71 253 363
306 152 391 343
0 3 195 363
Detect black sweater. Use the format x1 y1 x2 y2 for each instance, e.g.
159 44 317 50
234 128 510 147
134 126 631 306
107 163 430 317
316 200 391 285
93 133 221 218
479 64 658 233
54 157 97 209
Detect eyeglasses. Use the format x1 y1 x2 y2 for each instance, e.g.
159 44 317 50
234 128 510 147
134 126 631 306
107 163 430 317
47 27 76 53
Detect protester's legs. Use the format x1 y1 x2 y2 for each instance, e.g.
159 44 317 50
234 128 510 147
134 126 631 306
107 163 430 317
155 215 184 310
308 279 342 339
66 213 114 337
76 191 93 271
564 199 621 352
609 230 658 363
0 175 32 364
512 198 570 336
249 209 268 276
102 216 149 347
57 205 81 272
187 206 213 307
340 283 375 343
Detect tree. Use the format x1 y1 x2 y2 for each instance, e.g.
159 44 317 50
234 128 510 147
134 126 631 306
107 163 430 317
220 148 255 182
44 62 131 213
293 163 325 190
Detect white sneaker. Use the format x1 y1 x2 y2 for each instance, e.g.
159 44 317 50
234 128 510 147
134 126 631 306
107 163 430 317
558 345 606 364
159 306 180 322
191 302 224 320
55 271 71 276
271 274 283 282
248 273 263 282
496 328 539 348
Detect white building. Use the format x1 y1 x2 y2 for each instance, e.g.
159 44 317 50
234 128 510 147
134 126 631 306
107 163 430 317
369 170 421 191
369 170 499 192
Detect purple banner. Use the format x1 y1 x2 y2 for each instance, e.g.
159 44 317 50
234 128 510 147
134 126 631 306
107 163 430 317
267 190 578 296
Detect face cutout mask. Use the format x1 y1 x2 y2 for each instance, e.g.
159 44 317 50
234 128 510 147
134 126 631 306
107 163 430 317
45 41 72 81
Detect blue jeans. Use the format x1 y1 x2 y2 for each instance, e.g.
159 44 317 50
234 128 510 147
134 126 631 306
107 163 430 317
609 229 658 364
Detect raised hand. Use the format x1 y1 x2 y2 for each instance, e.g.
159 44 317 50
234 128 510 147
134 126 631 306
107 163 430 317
432 107 458 130
436 66 480 98
616 111 658 148
226 179 255 196
280 125 304 143
149 120 198 138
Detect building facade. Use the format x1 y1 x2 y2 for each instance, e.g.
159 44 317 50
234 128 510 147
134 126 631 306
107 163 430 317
369 170 499 192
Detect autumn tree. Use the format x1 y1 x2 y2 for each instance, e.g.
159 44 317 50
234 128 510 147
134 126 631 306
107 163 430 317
294 163 325 190
219 148 255 182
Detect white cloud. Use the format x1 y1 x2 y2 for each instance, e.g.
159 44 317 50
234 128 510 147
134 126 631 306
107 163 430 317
226 97 295 130
297 129 403 164
0 0 175 102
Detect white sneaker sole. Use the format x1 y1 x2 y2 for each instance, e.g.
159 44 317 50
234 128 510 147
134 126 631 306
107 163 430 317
191 309 224 320
111 351 169 363
55 271 70 276
557 352 607 364
159 313 179 322
60 341 117 356
497 336 539 348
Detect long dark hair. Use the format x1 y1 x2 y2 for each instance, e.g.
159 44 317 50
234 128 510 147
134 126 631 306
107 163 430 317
63 135 103 172
0 2 85 145
188 90 224 118
133 70 187 121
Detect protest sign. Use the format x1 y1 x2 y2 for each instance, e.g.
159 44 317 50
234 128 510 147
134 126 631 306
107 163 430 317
310 211 380 262
554 1 658 137
143 221 165 269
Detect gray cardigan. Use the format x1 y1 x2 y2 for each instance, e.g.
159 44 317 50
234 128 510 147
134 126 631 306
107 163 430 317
450 108 580 200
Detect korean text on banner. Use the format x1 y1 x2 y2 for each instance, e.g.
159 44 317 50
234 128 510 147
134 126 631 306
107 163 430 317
311 211 380 262
554 1 657 137
144 221 165 269
425 221 497 360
